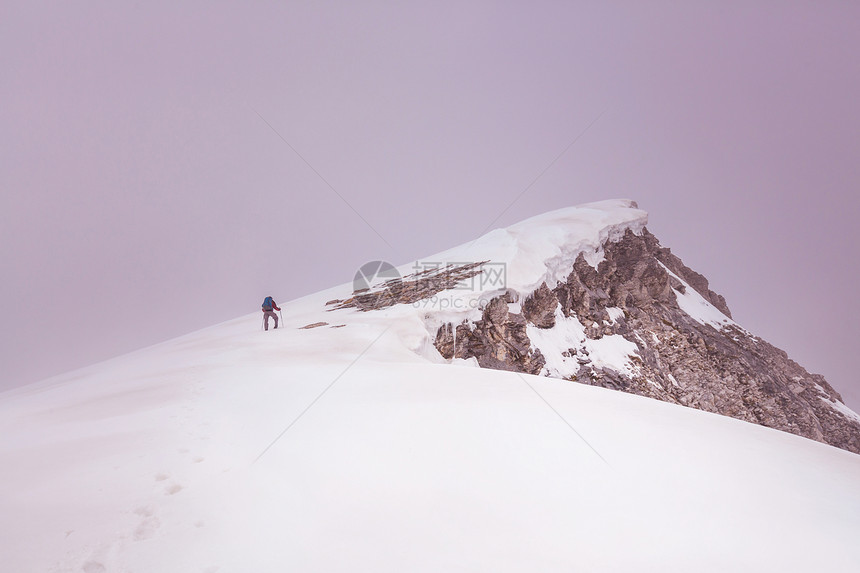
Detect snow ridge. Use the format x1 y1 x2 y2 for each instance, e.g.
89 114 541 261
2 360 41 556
3 199 860 572
419 199 647 296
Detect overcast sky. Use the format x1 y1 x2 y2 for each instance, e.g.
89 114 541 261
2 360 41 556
2 2 858 408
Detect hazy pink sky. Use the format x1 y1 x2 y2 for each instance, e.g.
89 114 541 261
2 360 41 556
2 2 859 407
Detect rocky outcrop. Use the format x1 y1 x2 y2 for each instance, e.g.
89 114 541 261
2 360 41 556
652 238 732 318
435 292 546 375
554 229 679 323
431 228 860 455
521 283 558 329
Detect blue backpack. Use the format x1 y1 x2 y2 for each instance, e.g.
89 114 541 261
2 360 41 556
262 297 274 311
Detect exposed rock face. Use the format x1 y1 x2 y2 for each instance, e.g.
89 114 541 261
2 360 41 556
435 292 546 375
652 239 732 318
432 228 860 455
521 283 558 329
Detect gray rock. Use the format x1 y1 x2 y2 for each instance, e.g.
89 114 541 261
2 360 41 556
521 282 559 328
434 294 546 375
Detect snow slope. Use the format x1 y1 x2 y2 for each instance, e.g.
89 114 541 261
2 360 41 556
2 200 860 572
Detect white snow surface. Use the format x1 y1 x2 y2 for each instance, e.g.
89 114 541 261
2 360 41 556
3 199 860 572
527 309 640 380
605 306 625 324
411 199 648 302
660 262 735 330
825 396 860 425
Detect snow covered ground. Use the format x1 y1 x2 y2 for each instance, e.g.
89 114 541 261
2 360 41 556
2 200 859 572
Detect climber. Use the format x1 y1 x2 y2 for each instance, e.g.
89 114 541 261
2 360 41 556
262 296 281 331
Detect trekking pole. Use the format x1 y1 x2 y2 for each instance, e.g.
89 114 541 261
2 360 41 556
279 309 284 327
261 314 265 331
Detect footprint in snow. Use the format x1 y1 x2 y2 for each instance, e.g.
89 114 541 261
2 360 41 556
165 483 183 495
133 517 161 541
82 562 107 573
133 506 161 541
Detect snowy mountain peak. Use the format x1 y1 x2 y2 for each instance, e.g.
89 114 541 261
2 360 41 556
325 199 860 454
3 199 860 572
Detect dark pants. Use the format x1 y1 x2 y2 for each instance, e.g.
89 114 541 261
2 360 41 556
263 310 278 330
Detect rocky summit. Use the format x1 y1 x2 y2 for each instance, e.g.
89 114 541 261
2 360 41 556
330 200 860 455
434 227 860 454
